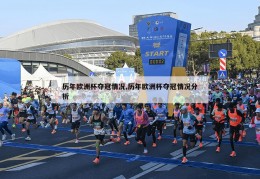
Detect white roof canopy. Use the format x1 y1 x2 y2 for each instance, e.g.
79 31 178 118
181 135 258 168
79 62 114 74
21 65 39 81
32 64 59 80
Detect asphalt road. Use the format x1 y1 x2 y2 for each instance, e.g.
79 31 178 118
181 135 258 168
0 115 260 179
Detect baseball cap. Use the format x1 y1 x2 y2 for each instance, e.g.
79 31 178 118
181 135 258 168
93 106 100 111
181 106 187 110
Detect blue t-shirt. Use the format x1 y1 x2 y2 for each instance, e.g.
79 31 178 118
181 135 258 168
155 107 168 121
0 107 10 123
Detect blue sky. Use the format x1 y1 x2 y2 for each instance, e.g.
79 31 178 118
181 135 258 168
0 0 259 36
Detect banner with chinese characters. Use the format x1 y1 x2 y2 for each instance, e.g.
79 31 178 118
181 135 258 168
0 58 21 98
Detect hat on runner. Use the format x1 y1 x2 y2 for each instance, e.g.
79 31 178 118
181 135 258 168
145 103 151 108
256 108 260 113
93 106 100 112
181 106 187 111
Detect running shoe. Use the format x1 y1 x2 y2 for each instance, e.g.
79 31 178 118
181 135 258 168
199 142 203 148
216 147 220 152
172 139 177 144
137 140 143 145
181 157 188 164
25 136 31 141
143 148 148 154
11 134 15 141
21 128 26 132
45 123 50 128
12 124 16 128
157 135 162 140
2 134 6 141
230 151 236 157
116 137 121 142
93 157 100 164
124 141 130 145
152 143 157 147
40 121 45 128
51 130 57 134
75 139 79 144
242 130 246 138
111 131 116 135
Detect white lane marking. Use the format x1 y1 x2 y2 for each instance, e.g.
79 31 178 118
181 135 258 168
113 175 126 179
155 142 210 172
6 162 45 171
56 153 76 157
140 162 158 171
129 164 165 179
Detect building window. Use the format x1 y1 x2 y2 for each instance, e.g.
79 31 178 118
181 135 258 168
49 64 58 73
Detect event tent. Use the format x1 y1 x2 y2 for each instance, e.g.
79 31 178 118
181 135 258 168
21 65 40 88
32 64 62 88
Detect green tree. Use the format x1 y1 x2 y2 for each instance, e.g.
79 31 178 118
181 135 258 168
105 49 144 75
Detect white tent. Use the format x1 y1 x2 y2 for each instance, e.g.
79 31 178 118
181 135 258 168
21 65 40 88
79 62 114 74
32 64 62 88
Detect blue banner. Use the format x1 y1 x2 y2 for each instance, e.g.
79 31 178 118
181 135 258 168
137 16 191 103
137 16 191 76
0 58 21 98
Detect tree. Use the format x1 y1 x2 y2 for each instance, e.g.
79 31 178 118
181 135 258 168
105 49 144 75
63 54 72 59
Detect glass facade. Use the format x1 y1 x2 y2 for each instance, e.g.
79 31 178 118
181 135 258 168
29 39 136 52
22 61 83 76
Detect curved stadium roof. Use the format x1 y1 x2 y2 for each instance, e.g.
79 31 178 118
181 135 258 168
0 19 136 50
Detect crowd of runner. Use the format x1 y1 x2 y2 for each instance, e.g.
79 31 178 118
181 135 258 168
0 78 260 164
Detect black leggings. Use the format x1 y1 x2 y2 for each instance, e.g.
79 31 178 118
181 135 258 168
147 124 156 143
135 127 147 147
157 121 165 135
109 118 118 132
0 121 13 135
230 125 240 151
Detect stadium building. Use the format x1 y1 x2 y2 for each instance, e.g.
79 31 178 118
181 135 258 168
0 19 138 76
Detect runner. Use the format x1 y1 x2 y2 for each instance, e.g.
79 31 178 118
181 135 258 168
0 99 15 144
172 103 181 144
154 103 168 140
237 98 247 140
113 103 123 142
134 104 149 153
88 106 116 164
17 96 27 132
119 103 134 145
9 92 18 128
227 103 243 157
180 106 201 164
104 102 118 136
24 100 39 141
145 103 157 147
194 107 206 148
40 96 58 134
70 103 85 143
211 103 226 152
249 108 260 145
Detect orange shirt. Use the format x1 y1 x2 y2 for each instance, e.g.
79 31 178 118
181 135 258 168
187 105 194 114
196 103 205 114
228 109 242 127
214 109 225 123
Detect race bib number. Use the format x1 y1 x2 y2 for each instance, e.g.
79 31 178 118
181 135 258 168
230 118 237 122
94 128 105 135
